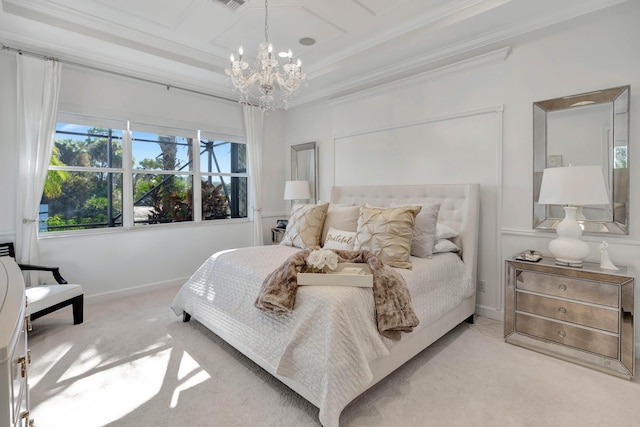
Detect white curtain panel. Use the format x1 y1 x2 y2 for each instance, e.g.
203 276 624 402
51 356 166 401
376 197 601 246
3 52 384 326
16 55 62 265
243 104 265 246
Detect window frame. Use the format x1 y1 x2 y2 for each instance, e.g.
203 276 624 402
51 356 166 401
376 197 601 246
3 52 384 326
41 115 249 237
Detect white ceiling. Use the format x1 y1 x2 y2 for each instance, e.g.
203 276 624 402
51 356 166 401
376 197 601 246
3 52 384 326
0 0 629 106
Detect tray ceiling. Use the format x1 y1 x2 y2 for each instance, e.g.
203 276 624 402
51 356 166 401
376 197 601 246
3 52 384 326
0 0 628 106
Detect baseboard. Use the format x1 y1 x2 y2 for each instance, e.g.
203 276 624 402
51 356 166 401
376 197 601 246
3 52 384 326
85 277 187 305
475 304 504 322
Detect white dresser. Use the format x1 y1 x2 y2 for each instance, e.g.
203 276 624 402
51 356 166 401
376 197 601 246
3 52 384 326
0 256 33 427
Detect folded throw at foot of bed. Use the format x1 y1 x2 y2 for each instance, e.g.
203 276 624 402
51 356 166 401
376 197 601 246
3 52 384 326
255 249 419 340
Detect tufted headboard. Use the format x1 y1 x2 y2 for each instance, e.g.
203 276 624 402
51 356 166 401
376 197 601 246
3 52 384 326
330 184 480 285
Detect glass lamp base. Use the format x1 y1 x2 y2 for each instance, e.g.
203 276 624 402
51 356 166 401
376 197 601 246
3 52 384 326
553 258 584 268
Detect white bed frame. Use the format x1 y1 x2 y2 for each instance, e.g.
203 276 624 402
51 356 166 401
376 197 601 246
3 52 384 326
267 183 480 425
185 184 480 426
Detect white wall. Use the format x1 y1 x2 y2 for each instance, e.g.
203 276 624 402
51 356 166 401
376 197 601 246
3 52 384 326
287 51 506 318
259 109 291 241
501 2 640 264
0 53 288 301
285 1 640 328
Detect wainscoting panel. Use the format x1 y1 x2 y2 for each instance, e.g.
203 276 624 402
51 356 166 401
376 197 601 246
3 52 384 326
334 107 503 317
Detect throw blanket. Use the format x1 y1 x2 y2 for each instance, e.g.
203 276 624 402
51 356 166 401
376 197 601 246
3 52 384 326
255 249 419 340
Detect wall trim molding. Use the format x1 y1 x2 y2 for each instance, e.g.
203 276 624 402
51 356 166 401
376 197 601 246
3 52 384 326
0 231 15 243
501 228 640 246
332 105 504 317
333 105 504 141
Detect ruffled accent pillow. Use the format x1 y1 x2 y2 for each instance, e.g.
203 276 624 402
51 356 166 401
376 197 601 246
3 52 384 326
280 203 329 249
354 205 422 269
321 204 361 244
391 203 440 258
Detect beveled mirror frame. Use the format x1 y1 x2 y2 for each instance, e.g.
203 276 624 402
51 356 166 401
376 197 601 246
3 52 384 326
533 85 630 234
291 142 318 203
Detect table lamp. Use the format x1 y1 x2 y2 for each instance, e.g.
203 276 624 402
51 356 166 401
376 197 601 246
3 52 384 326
537 165 610 267
284 180 311 203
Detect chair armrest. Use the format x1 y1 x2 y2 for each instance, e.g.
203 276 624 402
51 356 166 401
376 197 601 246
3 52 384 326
18 263 68 284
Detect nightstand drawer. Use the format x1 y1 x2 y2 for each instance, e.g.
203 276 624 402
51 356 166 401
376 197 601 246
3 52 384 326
516 292 618 333
516 313 618 359
517 271 618 307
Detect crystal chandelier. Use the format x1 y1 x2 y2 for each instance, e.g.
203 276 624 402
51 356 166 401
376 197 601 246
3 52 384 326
224 0 306 111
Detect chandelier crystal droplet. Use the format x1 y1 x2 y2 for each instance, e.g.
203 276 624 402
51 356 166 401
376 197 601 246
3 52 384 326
224 0 307 111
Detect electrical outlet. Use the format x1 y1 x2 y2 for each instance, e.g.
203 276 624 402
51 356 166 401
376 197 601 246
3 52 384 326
478 280 486 292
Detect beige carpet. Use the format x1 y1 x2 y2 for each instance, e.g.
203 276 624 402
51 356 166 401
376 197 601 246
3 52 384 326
27 285 640 427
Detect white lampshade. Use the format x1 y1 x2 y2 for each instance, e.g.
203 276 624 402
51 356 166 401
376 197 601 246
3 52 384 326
538 165 609 206
537 165 610 268
284 180 311 201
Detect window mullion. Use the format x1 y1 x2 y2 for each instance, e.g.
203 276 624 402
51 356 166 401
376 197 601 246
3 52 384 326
122 125 134 229
193 131 202 223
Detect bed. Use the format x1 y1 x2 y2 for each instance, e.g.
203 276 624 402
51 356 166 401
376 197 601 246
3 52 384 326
171 183 480 426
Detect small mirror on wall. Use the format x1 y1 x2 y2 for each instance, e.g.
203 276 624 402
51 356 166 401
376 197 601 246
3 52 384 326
291 142 318 203
533 85 630 235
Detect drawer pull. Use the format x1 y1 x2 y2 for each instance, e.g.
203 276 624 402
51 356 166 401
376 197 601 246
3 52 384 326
558 330 567 338
18 356 26 378
558 307 567 314
558 283 567 291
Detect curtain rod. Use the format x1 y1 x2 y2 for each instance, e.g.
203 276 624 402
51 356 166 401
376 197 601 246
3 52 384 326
1 43 238 104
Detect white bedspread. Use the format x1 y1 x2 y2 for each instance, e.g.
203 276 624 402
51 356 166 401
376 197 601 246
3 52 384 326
171 245 473 426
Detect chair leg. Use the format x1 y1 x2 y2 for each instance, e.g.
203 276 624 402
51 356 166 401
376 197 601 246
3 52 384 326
72 295 84 324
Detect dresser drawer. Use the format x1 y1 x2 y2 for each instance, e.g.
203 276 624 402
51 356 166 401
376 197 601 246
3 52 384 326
517 271 618 307
516 313 618 359
516 292 618 333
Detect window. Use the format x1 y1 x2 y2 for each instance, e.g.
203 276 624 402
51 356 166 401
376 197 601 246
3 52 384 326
131 128 194 226
43 123 124 232
41 116 248 233
200 132 248 219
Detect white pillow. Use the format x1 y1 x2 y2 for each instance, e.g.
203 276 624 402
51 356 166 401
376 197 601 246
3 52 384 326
434 238 460 253
321 204 361 243
391 203 440 258
436 223 459 240
323 227 356 250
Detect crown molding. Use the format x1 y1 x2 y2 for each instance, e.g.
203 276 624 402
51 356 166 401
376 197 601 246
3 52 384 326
326 47 510 107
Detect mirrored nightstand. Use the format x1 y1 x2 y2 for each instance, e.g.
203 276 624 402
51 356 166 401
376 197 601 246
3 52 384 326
271 227 285 244
505 257 634 379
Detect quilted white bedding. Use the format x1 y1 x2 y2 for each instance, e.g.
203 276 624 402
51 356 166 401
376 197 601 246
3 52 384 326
171 244 473 426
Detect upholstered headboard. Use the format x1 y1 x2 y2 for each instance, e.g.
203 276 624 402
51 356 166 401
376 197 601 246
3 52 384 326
330 184 480 285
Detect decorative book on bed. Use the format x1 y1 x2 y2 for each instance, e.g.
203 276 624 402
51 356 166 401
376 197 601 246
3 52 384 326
171 183 480 427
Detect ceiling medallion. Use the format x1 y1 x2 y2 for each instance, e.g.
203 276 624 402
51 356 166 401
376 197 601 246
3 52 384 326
225 0 307 111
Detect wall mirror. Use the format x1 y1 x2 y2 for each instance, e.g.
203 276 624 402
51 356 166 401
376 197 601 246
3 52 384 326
291 142 318 203
533 85 630 234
